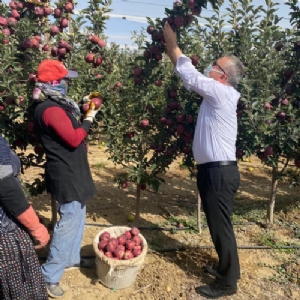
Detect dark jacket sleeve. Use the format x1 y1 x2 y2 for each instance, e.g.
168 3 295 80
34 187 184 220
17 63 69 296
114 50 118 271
0 174 29 217
43 107 92 148
0 136 29 216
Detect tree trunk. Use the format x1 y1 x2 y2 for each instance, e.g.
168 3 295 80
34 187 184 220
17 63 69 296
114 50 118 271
197 193 202 234
134 185 141 224
267 168 278 224
51 195 57 229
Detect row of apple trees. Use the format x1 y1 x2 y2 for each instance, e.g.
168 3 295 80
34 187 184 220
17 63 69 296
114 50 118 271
2 0 300 224
188 0 300 223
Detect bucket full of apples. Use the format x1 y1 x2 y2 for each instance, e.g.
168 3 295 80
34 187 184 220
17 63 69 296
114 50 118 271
93 226 148 290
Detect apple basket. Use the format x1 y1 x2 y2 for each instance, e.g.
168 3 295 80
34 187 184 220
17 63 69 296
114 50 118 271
93 226 148 290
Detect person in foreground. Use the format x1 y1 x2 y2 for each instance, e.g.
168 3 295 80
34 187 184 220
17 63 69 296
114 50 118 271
163 23 244 299
0 135 50 299
32 60 100 298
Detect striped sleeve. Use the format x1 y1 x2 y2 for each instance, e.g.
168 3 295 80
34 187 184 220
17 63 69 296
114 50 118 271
0 136 13 179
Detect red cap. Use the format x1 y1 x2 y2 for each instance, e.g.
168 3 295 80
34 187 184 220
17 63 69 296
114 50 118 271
37 60 78 82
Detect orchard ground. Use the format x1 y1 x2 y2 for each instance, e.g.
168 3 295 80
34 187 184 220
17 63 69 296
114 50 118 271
20 145 300 300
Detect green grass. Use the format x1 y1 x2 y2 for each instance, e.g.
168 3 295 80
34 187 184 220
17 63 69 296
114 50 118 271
92 162 107 169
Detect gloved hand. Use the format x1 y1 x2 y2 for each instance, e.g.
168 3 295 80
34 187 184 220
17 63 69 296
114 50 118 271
84 101 100 122
16 205 50 249
82 91 100 103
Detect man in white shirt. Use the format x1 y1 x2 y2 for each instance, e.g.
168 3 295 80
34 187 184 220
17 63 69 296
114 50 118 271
163 23 244 299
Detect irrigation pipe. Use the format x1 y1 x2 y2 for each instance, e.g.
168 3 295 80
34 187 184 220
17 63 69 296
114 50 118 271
37 245 300 261
84 222 258 231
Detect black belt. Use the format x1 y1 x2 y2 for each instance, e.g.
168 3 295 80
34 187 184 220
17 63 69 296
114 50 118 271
197 161 237 171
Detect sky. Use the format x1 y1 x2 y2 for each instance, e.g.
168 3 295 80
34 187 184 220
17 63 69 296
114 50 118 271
2 0 295 48
74 0 293 49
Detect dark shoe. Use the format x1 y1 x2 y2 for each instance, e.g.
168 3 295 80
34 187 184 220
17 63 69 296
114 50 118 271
195 282 237 299
204 265 241 280
65 259 94 271
46 283 64 298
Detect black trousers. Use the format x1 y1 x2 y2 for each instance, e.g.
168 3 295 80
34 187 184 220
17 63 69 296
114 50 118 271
197 164 240 287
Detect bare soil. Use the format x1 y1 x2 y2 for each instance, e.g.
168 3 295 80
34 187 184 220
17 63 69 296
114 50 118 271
21 145 300 300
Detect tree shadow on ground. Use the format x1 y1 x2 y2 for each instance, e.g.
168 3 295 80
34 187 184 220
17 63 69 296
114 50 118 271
31 152 300 284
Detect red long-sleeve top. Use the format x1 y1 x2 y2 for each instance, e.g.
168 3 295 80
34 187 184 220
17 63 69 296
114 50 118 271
43 106 87 148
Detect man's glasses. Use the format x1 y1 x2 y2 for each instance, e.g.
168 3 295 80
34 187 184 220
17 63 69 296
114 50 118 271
212 60 226 75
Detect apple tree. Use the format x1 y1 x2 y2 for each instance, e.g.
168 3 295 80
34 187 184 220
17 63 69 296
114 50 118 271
98 0 215 222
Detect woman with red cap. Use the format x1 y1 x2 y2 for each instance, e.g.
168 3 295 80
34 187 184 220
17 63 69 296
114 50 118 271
0 135 49 299
32 60 100 298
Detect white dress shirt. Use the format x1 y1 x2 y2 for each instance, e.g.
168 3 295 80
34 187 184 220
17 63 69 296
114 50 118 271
175 55 240 164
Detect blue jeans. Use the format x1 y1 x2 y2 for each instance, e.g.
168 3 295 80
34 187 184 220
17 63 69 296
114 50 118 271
41 201 86 283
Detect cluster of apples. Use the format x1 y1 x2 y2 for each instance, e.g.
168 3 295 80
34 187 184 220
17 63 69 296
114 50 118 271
98 227 143 260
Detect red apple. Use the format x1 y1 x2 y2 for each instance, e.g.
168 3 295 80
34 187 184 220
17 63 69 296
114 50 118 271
117 235 127 245
131 227 140 236
123 250 134 260
26 121 35 132
114 247 125 259
51 46 58 57
176 114 185 122
65 2 73 12
85 53 95 63
177 124 186 134
0 17 8 27
134 67 142 76
166 119 174 127
104 252 113 258
2 28 11 36
191 6 201 16
264 102 272 110
169 90 177 98
94 57 103 66
98 39 106 48
155 80 162 87
0 102 5 111
60 18 69 28
53 8 62 18
126 240 135 250
264 146 273 156
100 231 110 241
132 235 141 246
140 119 149 127
91 97 103 109
140 183 146 190
146 25 155 34
58 48 66 55
134 77 143 85
276 111 286 120
191 55 199 66
124 230 132 240
34 7 44 18
174 16 184 28
150 45 159 54
132 247 142 257
50 25 60 36
155 53 163 61
44 7 53 16
42 44 49 51
121 182 127 189
7 17 17 26
281 99 289 106
90 35 99 44
98 240 107 250
187 0 196 8
10 9 20 19
9 1 17 9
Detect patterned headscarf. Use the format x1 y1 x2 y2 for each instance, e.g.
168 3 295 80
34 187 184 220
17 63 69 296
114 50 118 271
32 80 80 118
